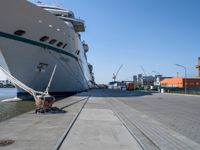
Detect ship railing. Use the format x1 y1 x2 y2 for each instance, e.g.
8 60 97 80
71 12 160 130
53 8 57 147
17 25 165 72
59 16 85 32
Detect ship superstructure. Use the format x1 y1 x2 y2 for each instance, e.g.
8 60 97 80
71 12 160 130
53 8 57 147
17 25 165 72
0 0 94 97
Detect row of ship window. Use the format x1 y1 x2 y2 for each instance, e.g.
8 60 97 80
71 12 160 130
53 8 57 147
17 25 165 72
14 30 67 49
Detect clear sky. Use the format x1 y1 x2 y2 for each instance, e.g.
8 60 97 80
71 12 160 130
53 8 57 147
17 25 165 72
1 0 200 84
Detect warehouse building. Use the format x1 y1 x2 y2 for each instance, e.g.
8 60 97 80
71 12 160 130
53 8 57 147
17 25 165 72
160 77 200 89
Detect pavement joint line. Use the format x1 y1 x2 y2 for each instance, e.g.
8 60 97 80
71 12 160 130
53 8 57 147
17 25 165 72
108 98 161 150
59 96 143 150
60 97 88 110
118 111 161 150
108 101 145 150
53 96 90 150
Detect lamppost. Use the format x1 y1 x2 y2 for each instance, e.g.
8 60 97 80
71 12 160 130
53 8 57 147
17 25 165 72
175 64 187 94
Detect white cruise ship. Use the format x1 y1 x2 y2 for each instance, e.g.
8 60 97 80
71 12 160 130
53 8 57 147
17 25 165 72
0 0 94 98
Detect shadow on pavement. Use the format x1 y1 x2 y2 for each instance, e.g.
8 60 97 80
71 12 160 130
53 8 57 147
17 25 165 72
77 89 153 97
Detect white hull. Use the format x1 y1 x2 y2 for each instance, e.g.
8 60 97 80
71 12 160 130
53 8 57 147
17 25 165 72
0 0 92 95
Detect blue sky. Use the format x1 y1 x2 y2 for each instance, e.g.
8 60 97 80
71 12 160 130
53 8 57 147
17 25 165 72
1 0 200 84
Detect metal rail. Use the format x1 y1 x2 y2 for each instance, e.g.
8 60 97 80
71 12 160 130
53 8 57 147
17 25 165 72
108 98 161 150
53 96 89 150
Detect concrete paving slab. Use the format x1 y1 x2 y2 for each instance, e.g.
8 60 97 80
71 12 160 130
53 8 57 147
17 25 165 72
0 96 88 150
60 98 142 150
2 89 199 150
84 97 110 109
79 109 118 121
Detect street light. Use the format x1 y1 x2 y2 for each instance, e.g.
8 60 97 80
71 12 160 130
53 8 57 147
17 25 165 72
175 64 187 94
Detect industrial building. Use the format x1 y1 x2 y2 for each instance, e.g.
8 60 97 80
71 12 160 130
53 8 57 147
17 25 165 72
0 80 15 88
160 77 200 89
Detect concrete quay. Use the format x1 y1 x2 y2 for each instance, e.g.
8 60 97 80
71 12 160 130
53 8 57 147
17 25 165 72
0 95 89 150
1 89 200 150
59 96 142 150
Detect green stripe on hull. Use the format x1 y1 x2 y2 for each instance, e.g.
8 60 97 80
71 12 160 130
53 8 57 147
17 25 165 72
0 31 89 89
0 31 78 61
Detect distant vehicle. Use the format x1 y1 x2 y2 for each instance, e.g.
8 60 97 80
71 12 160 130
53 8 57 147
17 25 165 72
127 83 137 90
0 83 3 88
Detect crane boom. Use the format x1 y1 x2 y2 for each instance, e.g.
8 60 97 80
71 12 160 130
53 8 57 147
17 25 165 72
115 65 123 77
113 64 123 81
140 65 147 76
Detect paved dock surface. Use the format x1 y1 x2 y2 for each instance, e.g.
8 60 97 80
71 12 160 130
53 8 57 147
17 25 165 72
0 96 89 150
1 89 200 150
59 97 142 150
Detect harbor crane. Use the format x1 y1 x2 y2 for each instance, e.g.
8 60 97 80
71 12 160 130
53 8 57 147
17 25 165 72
0 65 59 113
140 65 152 76
140 65 147 76
113 65 123 82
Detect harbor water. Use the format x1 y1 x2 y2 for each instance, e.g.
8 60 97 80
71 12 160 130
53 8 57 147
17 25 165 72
0 88 35 122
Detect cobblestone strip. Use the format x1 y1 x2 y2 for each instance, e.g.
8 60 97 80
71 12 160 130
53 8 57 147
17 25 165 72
109 98 200 150
111 108 161 150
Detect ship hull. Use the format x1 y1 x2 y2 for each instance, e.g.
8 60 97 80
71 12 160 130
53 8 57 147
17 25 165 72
0 0 91 97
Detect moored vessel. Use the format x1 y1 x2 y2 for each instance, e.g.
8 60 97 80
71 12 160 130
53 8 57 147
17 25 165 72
0 0 94 98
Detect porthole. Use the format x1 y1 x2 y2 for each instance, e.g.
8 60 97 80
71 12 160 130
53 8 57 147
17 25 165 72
57 42 63 47
40 36 49 42
14 30 26 36
49 39 57 44
76 50 80 55
63 43 67 49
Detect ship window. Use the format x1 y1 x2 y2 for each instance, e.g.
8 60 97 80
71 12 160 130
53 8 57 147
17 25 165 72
68 14 73 18
57 42 63 47
49 39 57 44
36 63 48 72
55 14 62 17
14 30 26 36
63 43 68 49
40 36 49 42
78 34 81 40
76 50 80 55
